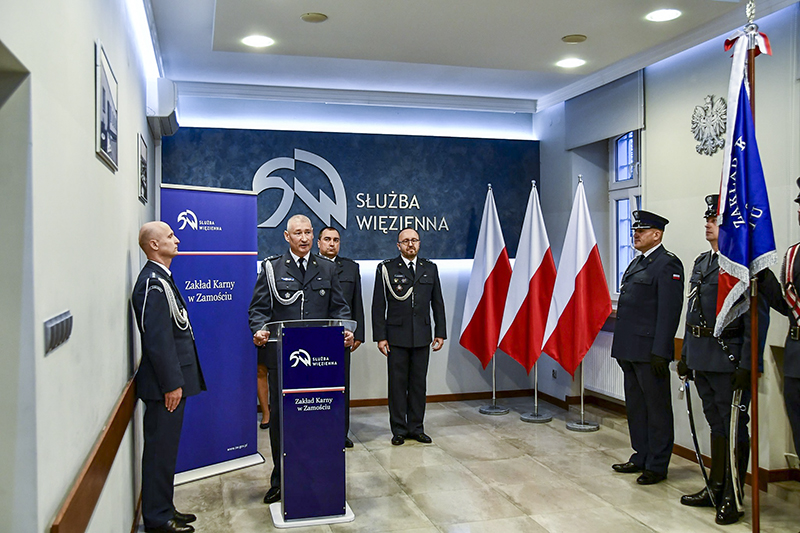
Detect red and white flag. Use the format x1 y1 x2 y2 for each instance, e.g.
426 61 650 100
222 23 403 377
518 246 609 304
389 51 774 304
542 181 611 377
459 187 513 368
498 183 556 372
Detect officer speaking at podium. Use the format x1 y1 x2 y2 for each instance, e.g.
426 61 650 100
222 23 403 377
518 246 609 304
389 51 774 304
248 214 351 505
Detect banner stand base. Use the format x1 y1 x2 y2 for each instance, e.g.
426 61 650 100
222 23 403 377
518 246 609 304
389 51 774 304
566 420 599 432
521 412 552 424
479 404 509 416
270 502 355 528
174 453 265 486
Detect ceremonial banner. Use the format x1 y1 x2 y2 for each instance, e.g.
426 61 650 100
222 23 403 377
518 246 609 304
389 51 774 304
498 183 556 372
542 181 611 377
715 34 776 335
459 187 512 368
160 185 261 476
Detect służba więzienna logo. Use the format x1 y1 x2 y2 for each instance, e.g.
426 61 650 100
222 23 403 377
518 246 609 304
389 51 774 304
252 149 347 229
177 210 198 230
289 349 312 368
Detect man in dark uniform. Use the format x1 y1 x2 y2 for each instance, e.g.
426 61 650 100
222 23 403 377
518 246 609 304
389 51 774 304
611 210 684 485
677 195 753 525
317 226 365 448
758 177 800 493
132 221 205 533
372 228 446 446
249 214 352 505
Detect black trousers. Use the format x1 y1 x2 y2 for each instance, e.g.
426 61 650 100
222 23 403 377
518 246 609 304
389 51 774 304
786 376 800 457
387 345 430 437
142 397 186 528
618 360 674 474
344 348 351 437
264 344 281 490
694 371 750 443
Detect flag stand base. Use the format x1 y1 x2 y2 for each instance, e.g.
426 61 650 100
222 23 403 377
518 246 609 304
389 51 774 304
480 356 508 415
479 404 509 416
567 362 599 432
521 411 552 423
566 420 599 432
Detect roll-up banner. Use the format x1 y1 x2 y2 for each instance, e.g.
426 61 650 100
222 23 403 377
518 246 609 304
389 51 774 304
160 184 262 480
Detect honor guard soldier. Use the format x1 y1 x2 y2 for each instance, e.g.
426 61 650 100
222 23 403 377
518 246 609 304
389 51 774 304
372 228 446 446
132 222 205 533
678 195 758 525
248 214 352 505
757 177 800 497
611 210 684 485
317 226 365 448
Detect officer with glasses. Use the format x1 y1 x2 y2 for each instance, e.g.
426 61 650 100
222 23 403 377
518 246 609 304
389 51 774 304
372 228 446 446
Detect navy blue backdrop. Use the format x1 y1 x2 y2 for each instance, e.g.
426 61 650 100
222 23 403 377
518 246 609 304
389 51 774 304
162 128 539 259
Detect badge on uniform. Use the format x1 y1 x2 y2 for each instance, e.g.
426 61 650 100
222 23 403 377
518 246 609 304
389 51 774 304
672 274 681 280
284 292 291 298
319 289 326 296
281 277 295 282
397 285 403 291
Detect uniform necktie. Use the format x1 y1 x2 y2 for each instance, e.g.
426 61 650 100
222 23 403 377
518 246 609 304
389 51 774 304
298 257 306 276
408 261 415 279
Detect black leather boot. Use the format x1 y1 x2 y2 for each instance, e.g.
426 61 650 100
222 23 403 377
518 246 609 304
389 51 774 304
681 434 725 507
716 442 745 525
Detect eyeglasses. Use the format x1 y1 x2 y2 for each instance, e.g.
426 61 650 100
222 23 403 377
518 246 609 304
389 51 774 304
398 238 420 245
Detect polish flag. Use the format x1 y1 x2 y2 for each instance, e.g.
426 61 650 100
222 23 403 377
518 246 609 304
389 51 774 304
498 183 556 372
459 187 512 368
542 181 611 377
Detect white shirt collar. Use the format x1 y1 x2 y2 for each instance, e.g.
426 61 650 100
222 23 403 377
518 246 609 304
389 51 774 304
289 250 310 266
148 259 171 277
642 243 662 258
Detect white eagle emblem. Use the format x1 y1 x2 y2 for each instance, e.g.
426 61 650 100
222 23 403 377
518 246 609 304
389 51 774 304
691 95 727 156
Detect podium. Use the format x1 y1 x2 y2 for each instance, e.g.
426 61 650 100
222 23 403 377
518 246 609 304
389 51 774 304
265 319 357 528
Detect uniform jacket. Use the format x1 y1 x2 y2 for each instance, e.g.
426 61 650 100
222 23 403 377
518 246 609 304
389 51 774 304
328 256 365 343
760 252 800 378
132 260 206 400
372 256 447 348
611 245 684 363
682 250 746 372
248 252 350 338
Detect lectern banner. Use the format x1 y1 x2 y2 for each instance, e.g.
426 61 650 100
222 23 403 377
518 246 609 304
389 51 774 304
160 185 259 473
281 325 346 521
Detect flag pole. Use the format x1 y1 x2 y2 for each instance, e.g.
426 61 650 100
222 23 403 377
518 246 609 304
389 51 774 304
566 362 598 432
479 354 509 415
745 3 760 530
521 361 552 423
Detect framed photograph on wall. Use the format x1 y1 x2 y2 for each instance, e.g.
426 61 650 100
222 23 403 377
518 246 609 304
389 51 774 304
95 41 118 171
138 134 148 204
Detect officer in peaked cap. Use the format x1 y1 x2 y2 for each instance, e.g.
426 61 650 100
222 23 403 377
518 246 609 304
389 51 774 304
611 209 684 485
677 194 756 525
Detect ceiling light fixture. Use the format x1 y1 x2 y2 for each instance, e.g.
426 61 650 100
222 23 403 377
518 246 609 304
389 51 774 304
645 9 682 22
561 34 587 44
301 12 328 23
241 35 275 48
556 58 585 69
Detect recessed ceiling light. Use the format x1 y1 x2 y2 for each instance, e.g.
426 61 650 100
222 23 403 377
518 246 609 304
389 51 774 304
645 9 681 22
241 35 275 48
301 12 328 23
556 58 586 69
562 34 587 44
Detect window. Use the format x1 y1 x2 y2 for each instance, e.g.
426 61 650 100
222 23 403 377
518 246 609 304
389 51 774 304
609 131 641 294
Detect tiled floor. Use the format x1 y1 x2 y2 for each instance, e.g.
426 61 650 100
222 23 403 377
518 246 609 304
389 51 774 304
170 398 800 532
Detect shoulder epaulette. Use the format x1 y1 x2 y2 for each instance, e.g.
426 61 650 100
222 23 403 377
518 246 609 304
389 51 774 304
665 251 676 257
380 258 393 265
149 271 159 279
265 254 281 261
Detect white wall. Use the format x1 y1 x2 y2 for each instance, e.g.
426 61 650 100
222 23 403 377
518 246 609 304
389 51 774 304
643 5 800 470
534 5 800 471
0 0 155 530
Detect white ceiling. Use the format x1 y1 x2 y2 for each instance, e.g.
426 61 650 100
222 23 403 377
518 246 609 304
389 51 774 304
149 0 791 111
